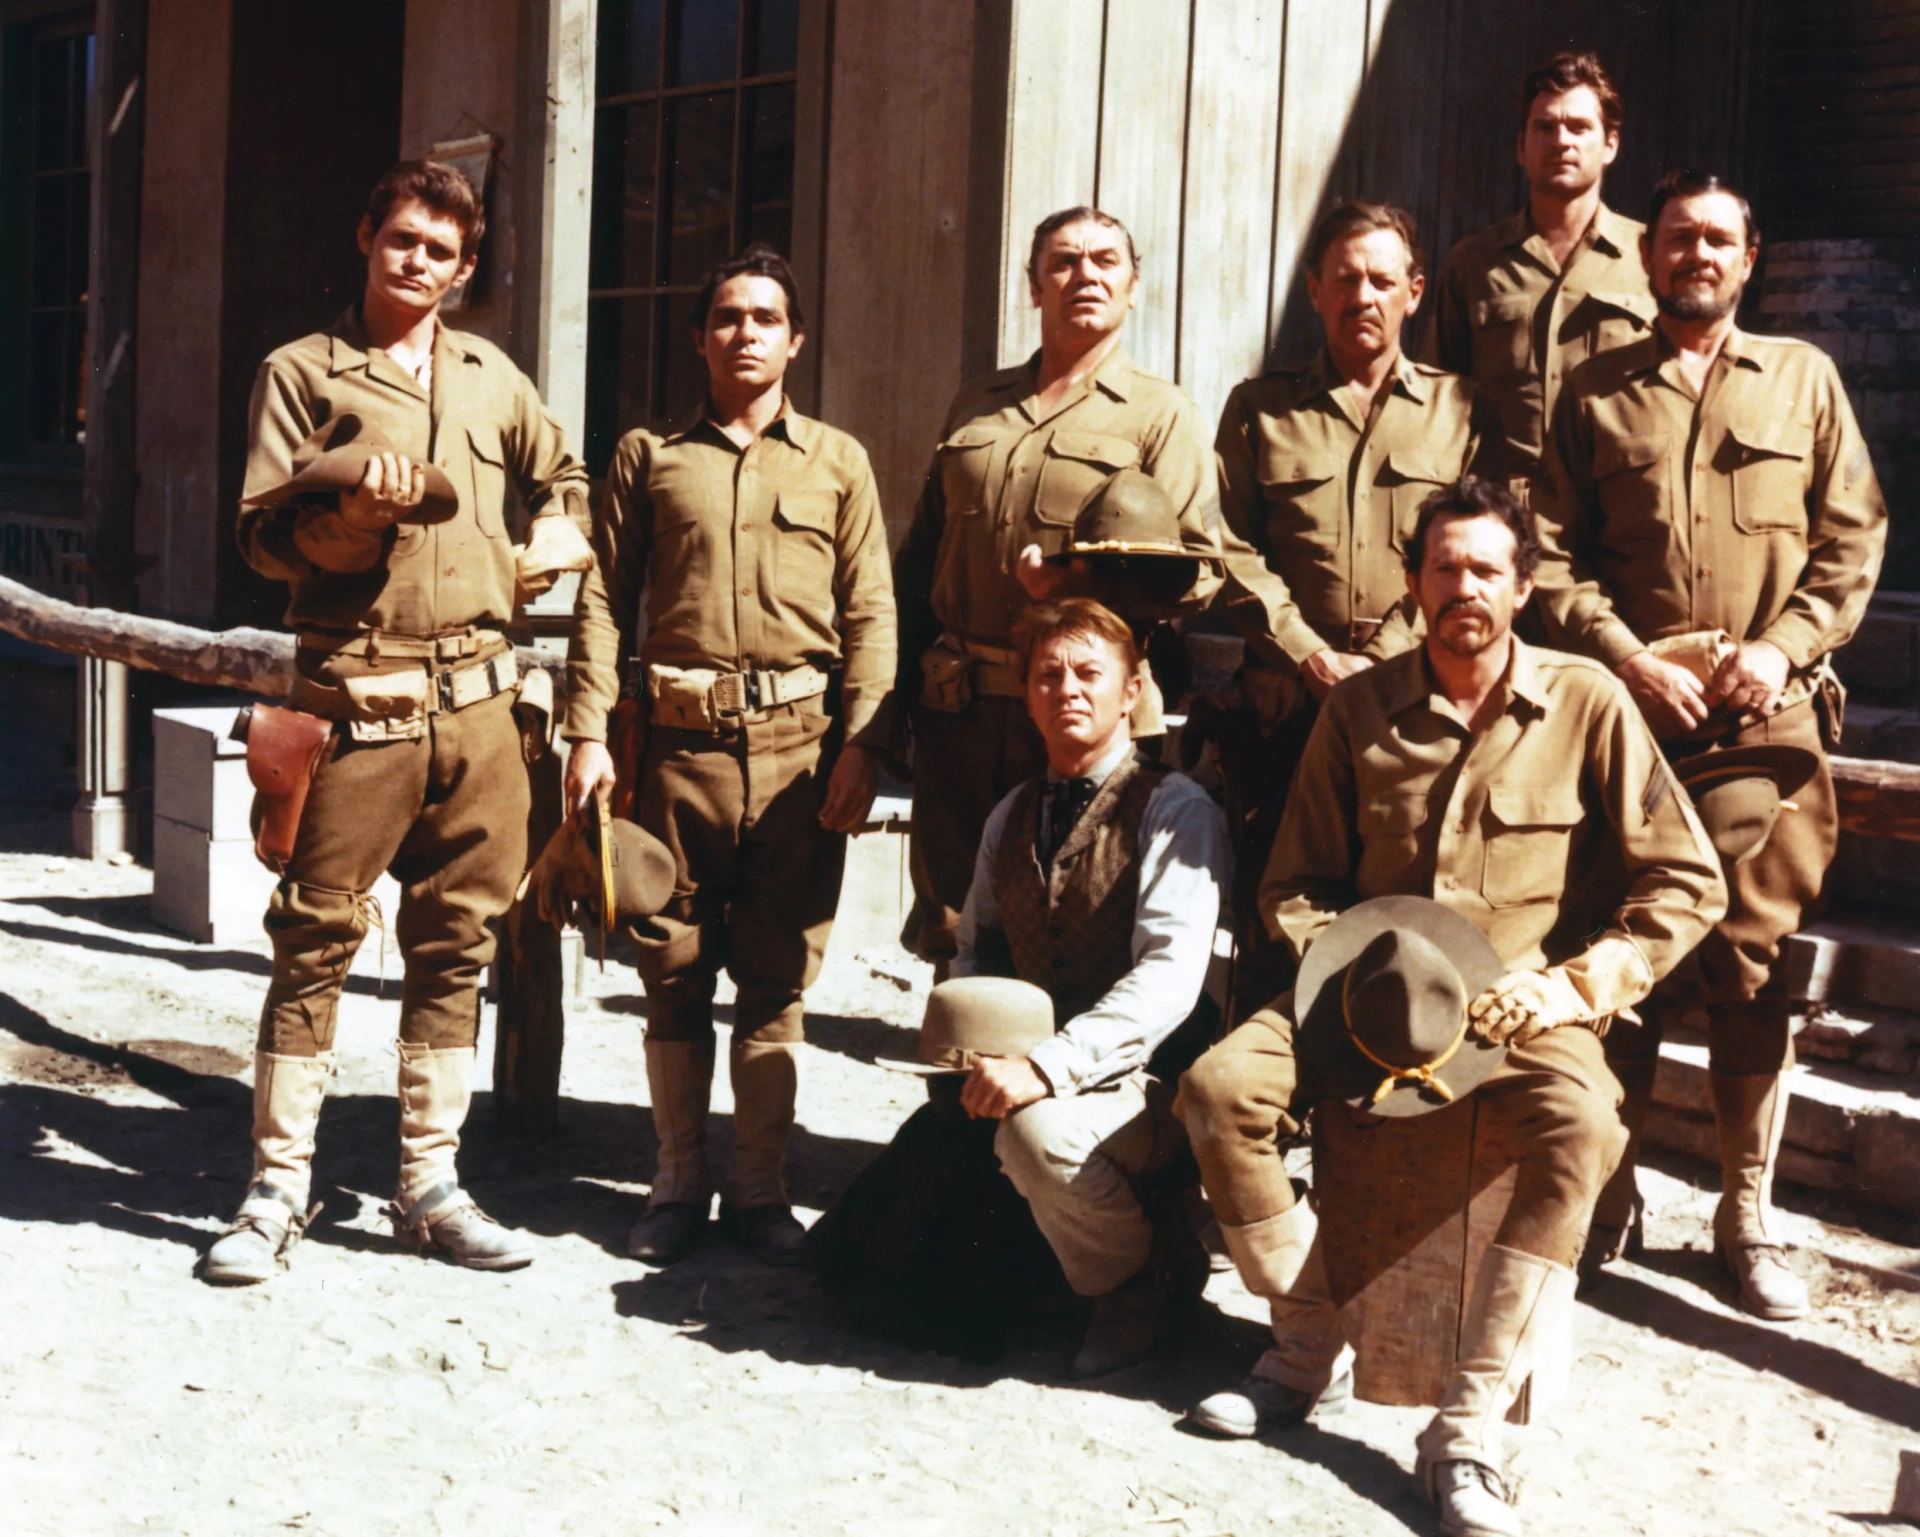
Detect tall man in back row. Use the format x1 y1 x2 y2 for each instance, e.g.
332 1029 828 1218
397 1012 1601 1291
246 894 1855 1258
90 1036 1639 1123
1532 170 1886 1318
1213 200 1505 1005
1427 51 1655 481
1177 480 1723 1537
206 161 594 1283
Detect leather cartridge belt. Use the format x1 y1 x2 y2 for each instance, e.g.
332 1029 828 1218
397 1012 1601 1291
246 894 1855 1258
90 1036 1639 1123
297 625 502 664
709 664 830 715
286 650 519 727
953 634 1024 699
646 660 831 733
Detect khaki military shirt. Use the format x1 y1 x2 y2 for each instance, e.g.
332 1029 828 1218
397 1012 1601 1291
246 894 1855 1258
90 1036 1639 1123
1263 639 1726 1015
1215 351 1504 668
1428 202 1656 469
1532 327 1887 674
565 404 897 745
239 309 590 637
893 347 1223 668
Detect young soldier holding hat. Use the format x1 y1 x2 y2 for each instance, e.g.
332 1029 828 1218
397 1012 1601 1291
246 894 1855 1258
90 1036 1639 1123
205 160 594 1285
1175 479 1724 1537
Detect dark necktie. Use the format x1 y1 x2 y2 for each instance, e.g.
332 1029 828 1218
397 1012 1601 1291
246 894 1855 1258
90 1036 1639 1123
1042 777 1099 869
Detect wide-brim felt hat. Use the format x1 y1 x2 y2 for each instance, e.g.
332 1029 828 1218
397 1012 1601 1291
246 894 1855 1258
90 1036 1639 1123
1671 743 1821 866
527 810 677 929
1295 895 1506 1118
240 412 460 524
881 976 1056 1076
1044 466 1211 566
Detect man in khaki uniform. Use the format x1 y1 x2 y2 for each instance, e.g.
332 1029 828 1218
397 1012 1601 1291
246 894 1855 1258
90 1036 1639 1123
1533 170 1886 1318
1176 480 1723 1537
566 245 896 1266
205 161 593 1285
1427 52 1655 478
1213 201 1504 1001
892 207 1228 969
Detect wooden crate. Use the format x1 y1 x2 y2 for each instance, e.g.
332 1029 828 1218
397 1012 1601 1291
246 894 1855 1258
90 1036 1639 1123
1313 1094 1554 1418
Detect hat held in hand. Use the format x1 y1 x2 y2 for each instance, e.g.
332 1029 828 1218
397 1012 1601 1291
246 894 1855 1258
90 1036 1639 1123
1045 468 1210 566
883 977 1055 1076
522 807 677 931
241 413 460 525
1295 895 1506 1117
1671 742 1820 866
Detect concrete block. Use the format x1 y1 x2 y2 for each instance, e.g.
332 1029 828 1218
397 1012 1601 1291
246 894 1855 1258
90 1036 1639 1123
153 704 252 839
151 814 279 946
1784 917 1920 1010
1856 1114 1920 1217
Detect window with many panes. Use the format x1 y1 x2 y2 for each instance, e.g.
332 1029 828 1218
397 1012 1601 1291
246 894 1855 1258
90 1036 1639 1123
14 16 93 452
586 0 799 471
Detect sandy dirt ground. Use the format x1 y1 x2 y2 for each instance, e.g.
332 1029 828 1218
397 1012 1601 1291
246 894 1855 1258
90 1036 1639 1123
4 812 1920 1536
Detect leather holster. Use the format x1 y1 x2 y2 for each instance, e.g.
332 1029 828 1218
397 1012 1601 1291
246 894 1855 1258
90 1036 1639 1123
243 704 336 872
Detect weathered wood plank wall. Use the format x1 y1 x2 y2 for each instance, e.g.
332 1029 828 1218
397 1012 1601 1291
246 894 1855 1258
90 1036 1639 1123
990 0 1765 434
815 0 1764 546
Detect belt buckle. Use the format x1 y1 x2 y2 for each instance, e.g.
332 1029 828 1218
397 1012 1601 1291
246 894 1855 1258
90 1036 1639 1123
437 670 456 714
743 671 764 713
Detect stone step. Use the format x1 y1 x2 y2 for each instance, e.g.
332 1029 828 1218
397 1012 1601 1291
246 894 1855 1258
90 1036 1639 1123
1783 911 1920 1017
1647 1033 1920 1216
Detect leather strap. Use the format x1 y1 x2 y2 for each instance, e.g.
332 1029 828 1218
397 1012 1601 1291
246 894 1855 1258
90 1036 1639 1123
951 633 1024 699
285 653 518 722
297 625 503 663
708 664 829 716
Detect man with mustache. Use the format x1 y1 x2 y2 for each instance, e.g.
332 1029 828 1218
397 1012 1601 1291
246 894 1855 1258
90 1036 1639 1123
1531 170 1886 1317
1426 52 1655 483
1175 478 1722 1536
1210 201 1504 1008
891 208 1226 974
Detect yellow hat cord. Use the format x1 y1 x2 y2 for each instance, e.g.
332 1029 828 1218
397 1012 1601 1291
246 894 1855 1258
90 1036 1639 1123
1342 964 1471 1105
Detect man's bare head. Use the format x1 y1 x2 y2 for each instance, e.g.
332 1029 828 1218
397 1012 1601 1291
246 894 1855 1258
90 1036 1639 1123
1026 208 1141 344
1304 202 1424 367
1516 53 1621 199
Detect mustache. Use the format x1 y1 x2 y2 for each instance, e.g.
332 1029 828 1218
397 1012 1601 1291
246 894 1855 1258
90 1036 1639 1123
1439 598 1493 621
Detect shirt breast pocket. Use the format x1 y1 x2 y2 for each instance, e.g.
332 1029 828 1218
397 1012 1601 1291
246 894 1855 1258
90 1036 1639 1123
1593 430 1672 532
772 488 839 596
1380 450 1453 549
1719 425 1812 535
1472 292 1535 378
1357 790 1428 889
1568 288 1655 358
1034 431 1141 529
938 423 1000 519
1481 784 1584 908
1256 450 1341 560
465 427 510 540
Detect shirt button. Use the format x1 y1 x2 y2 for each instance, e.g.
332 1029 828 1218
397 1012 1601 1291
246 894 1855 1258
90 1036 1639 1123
740 521 753 531
740 586 752 596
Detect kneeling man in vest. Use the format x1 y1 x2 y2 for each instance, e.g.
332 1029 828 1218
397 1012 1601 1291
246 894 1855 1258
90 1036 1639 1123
1176 479 1724 1536
950 597 1231 1378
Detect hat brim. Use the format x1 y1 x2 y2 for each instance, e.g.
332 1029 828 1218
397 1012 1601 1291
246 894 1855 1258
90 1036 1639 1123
609 818 679 922
241 448 461 526
1295 896 1507 1118
1672 742 1820 799
1043 541 1213 566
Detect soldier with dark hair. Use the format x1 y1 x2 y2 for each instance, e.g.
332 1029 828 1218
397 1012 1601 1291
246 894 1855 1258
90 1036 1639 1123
1427 52 1655 479
564 244 897 1267
206 160 594 1285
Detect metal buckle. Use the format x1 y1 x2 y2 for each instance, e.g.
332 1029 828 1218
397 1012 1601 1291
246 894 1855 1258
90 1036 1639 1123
437 670 456 714
743 671 764 712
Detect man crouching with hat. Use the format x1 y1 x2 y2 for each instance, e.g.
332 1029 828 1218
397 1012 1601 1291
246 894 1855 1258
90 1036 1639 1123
949 597 1231 1378
1174 478 1725 1536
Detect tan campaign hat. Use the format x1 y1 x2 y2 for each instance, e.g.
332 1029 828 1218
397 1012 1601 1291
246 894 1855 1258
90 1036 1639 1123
240 413 460 524
882 977 1056 1076
1671 742 1821 866
1295 895 1506 1118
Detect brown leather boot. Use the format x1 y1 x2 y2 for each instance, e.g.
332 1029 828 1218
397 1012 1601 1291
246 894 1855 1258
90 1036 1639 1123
1710 1069 1808 1320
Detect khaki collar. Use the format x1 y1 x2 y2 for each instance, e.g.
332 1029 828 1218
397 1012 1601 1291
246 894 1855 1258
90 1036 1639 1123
1005 344 1138 411
1506 199 1631 266
1302 348 1427 426
1382 636 1551 723
1647 322 1765 392
667 394 815 452
326 307 481 393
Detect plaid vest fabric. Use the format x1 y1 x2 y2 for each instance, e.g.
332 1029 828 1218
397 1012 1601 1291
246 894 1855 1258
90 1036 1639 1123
993 753 1169 1025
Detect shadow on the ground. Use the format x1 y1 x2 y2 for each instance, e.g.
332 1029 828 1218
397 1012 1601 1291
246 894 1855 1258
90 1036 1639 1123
1581 1260 1920 1433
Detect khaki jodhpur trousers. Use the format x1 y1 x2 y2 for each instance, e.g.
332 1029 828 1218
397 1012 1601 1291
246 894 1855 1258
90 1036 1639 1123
259 689 530 1056
1176 1002 1627 1271
633 706 846 1046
